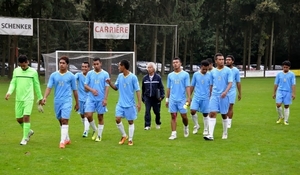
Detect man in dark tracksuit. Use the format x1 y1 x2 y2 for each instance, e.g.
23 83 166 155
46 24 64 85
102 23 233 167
142 62 165 130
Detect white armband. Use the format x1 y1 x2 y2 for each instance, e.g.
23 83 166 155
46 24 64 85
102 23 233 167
165 98 169 102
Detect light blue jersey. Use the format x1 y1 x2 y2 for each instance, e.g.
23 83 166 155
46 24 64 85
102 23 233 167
210 67 233 96
275 71 296 92
47 71 77 103
85 70 110 101
75 72 88 102
228 67 240 93
167 70 190 102
115 72 140 107
191 71 212 100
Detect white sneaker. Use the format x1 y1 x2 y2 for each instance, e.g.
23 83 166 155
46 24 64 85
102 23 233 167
192 125 200 134
203 129 209 136
222 133 228 139
26 129 34 141
82 131 88 137
20 139 27 145
184 127 189 137
227 123 231 129
156 125 161 129
144 126 151 130
203 135 214 141
169 134 177 140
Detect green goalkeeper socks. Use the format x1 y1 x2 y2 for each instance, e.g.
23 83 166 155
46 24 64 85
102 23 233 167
23 123 31 140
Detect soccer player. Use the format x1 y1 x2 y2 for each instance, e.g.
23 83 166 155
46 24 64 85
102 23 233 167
166 57 191 140
273 60 296 125
204 53 232 141
5 55 43 145
190 60 212 135
207 58 215 71
42 56 79 149
225 55 241 128
75 61 90 137
106 59 142 146
84 57 110 141
142 62 165 130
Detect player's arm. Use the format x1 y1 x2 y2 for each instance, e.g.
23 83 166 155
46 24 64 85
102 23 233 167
273 84 278 99
186 86 191 105
136 90 142 112
102 86 109 106
84 84 98 96
106 78 118 91
209 85 213 97
5 70 16 100
141 77 145 102
292 75 296 100
190 86 195 95
33 71 43 104
237 82 241 101
159 77 165 100
165 88 170 108
73 90 79 111
42 87 52 104
223 82 232 95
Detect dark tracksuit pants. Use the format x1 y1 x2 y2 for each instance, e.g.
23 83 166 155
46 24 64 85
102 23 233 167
144 96 161 127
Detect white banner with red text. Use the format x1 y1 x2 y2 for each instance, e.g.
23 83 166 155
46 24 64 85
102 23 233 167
0 17 33 36
93 23 129 39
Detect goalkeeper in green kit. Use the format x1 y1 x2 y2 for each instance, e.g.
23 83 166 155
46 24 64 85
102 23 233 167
5 55 44 145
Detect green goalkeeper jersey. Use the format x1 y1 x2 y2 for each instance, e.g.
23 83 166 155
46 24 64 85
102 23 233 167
7 66 43 101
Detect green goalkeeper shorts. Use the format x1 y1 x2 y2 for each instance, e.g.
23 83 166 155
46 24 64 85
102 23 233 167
15 101 34 118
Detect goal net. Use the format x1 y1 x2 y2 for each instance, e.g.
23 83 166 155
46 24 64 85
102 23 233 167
42 51 135 84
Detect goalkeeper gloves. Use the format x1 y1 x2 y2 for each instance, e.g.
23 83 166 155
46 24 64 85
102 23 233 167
37 100 44 113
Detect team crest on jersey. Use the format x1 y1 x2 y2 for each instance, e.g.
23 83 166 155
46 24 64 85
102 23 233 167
283 78 286 82
59 81 64 86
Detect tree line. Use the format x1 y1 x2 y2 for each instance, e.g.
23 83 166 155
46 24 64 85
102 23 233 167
1 0 300 77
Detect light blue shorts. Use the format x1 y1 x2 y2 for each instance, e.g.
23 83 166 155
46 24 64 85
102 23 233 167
228 91 236 104
190 98 209 114
115 105 137 121
85 99 107 114
276 90 292 105
55 101 72 120
209 95 229 114
78 100 86 115
168 100 187 114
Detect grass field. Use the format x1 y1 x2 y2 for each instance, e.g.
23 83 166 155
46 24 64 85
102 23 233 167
0 76 300 175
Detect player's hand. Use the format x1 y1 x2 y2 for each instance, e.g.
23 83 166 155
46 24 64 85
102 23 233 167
42 98 47 105
5 93 10 100
102 99 107 106
38 104 44 113
238 94 241 101
292 94 296 100
136 102 141 112
221 92 227 98
74 103 79 111
91 89 98 96
165 102 169 108
272 94 276 99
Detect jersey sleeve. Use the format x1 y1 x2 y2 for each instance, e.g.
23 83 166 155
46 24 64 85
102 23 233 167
191 73 196 87
71 74 77 91
167 74 171 89
185 72 190 87
228 69 233 82
133 75 140 91
7 69 17 94
115 74 120 89
33 70 43 100
47 73 55 88
274 74 279 85
105 72 110 87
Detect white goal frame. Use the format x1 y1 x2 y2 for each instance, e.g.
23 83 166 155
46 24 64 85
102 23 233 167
55 50 136 74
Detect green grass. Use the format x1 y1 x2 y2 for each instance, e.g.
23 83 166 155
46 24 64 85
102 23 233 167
0 76 300 175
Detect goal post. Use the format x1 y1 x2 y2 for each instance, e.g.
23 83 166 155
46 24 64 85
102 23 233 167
42 50 135 83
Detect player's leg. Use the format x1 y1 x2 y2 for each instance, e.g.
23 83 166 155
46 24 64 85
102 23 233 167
85 99 97 140
227 104 234 128
220 96 230 139
115 105 127 144
227 91 236 128
79 100 90 137
179 100 189 137
144 96 152 130
190 98 200 134
200 99 210 136
204 96 218 141
95 103 107 141
125 106 137 145
59 102 72 148
19 101 34 145
275 91 284 123
283 91 292 125
168 100 178 140
152 98 161 129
